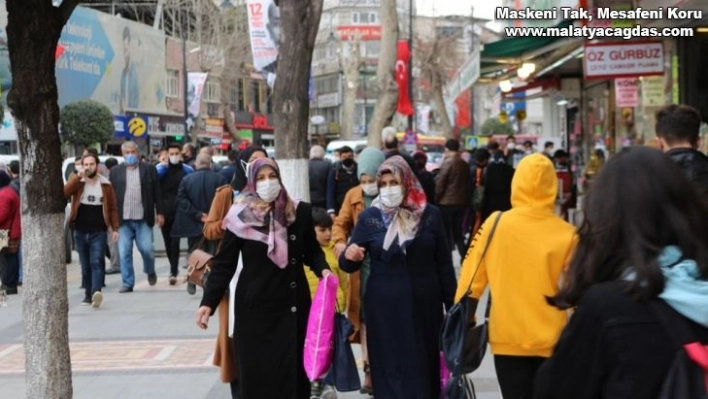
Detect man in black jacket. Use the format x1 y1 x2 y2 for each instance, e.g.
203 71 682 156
308 145 330 209
655 104 708 196
171 154 227 295
110 141 164 293
157 144 194 285
326 146 358 217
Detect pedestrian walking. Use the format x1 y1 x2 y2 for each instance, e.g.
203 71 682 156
534 146 708 399
104 157 122 275
196 157 331 399
156 143 194 285
339 155 456 399
201 145 268 399
0 165 20 295
326 146 358 217
172 153 227 295
455 153 578 399
109 141 164 293
435 139 472 260
331 146 385 395
64 154 119 308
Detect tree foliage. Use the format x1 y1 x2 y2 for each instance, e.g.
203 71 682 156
60 100 114 148
481 117 514 136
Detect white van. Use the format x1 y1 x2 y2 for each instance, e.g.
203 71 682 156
325 139 368 162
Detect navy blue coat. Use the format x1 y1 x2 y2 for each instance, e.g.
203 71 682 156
171 168 227 238
340 205 457 399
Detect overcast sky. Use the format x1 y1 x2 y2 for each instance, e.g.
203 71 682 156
416 0 501 19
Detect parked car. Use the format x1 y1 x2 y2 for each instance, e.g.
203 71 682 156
62 156 124 264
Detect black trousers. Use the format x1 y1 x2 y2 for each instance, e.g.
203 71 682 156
440 205 468 259
160 217 181 277
493 355 546 399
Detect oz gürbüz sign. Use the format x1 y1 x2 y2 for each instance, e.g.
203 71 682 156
583 40 664 80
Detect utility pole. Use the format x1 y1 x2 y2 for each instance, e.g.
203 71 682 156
182 11 191 142
408 0 414 132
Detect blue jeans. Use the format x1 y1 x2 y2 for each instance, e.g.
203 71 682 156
74 231 107 299
119 221 155 288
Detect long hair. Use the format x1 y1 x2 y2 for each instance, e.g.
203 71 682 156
549 146 708 309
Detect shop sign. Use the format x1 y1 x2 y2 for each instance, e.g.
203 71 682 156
337 26 382 41
584 41 664 80
614 77 639 107
201 118 224 139
316 92 340 108
641 76 664 107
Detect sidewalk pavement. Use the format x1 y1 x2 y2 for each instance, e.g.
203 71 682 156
0 251 500 399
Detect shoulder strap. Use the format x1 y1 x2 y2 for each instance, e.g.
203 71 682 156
650 300 699 346
465 212 503 295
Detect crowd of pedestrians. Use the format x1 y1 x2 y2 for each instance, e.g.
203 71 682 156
2 103 708 399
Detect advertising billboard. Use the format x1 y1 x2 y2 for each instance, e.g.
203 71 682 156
0 3 167 116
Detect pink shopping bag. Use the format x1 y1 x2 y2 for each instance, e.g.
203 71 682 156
304 273 339 381
440 351 451 394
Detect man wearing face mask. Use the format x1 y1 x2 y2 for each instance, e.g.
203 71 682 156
156 144 194 285
326 146 359 218
109 141 165 293
172 154 228 295
504 135 525 168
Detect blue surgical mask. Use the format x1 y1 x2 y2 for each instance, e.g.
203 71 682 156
125 154 138 166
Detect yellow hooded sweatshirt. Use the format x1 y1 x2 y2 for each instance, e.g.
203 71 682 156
455 153 578 357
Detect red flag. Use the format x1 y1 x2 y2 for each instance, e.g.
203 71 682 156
55 45 66 60
395 40 414 116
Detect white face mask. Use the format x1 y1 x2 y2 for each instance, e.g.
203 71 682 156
362 183 378 197
379 186 404 208
256 178 281 203
507 143 516 150
169 155 181 165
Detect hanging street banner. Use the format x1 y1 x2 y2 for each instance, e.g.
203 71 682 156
445 46 480 102
187 72 209 129
246 0 279 87
0 2 167 115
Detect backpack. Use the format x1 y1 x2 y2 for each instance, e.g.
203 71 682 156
650 300 708 399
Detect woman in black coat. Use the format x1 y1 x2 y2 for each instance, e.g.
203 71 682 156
340 155 457 399
535 147 708 398
196 157 331 399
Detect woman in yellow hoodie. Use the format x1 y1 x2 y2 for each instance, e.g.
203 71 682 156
455 153 578 399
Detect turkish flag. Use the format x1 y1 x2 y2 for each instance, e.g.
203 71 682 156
55 45 66 60
395 40 414 116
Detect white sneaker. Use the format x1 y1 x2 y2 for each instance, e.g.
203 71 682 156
92 291 103 309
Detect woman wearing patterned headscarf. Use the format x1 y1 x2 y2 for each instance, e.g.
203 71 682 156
340 155 457 399
196 157 331 399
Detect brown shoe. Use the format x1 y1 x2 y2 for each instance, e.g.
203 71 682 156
169 276 177 286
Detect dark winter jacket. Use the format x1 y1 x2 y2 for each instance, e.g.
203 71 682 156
535 280 708 399
416 169 436 205
327 163 359 215
157 162 194 218
171 168 228 238
481 160 514 222
435 152 471 206
666 147 708 196
309 158 331 208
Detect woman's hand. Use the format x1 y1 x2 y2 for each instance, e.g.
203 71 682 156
345 244 366 262
322 269 333 278
196 306 212 330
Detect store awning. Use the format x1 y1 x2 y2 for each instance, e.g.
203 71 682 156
481 19 576 69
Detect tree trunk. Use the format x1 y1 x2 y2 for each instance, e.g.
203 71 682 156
220 73 241 146
273 0 323 201
340 36 362 140
367 0 399 147
432 70 453 137
6 1 79 398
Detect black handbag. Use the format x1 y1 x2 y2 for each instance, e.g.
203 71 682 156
330 313 361 392
440 212 502 375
